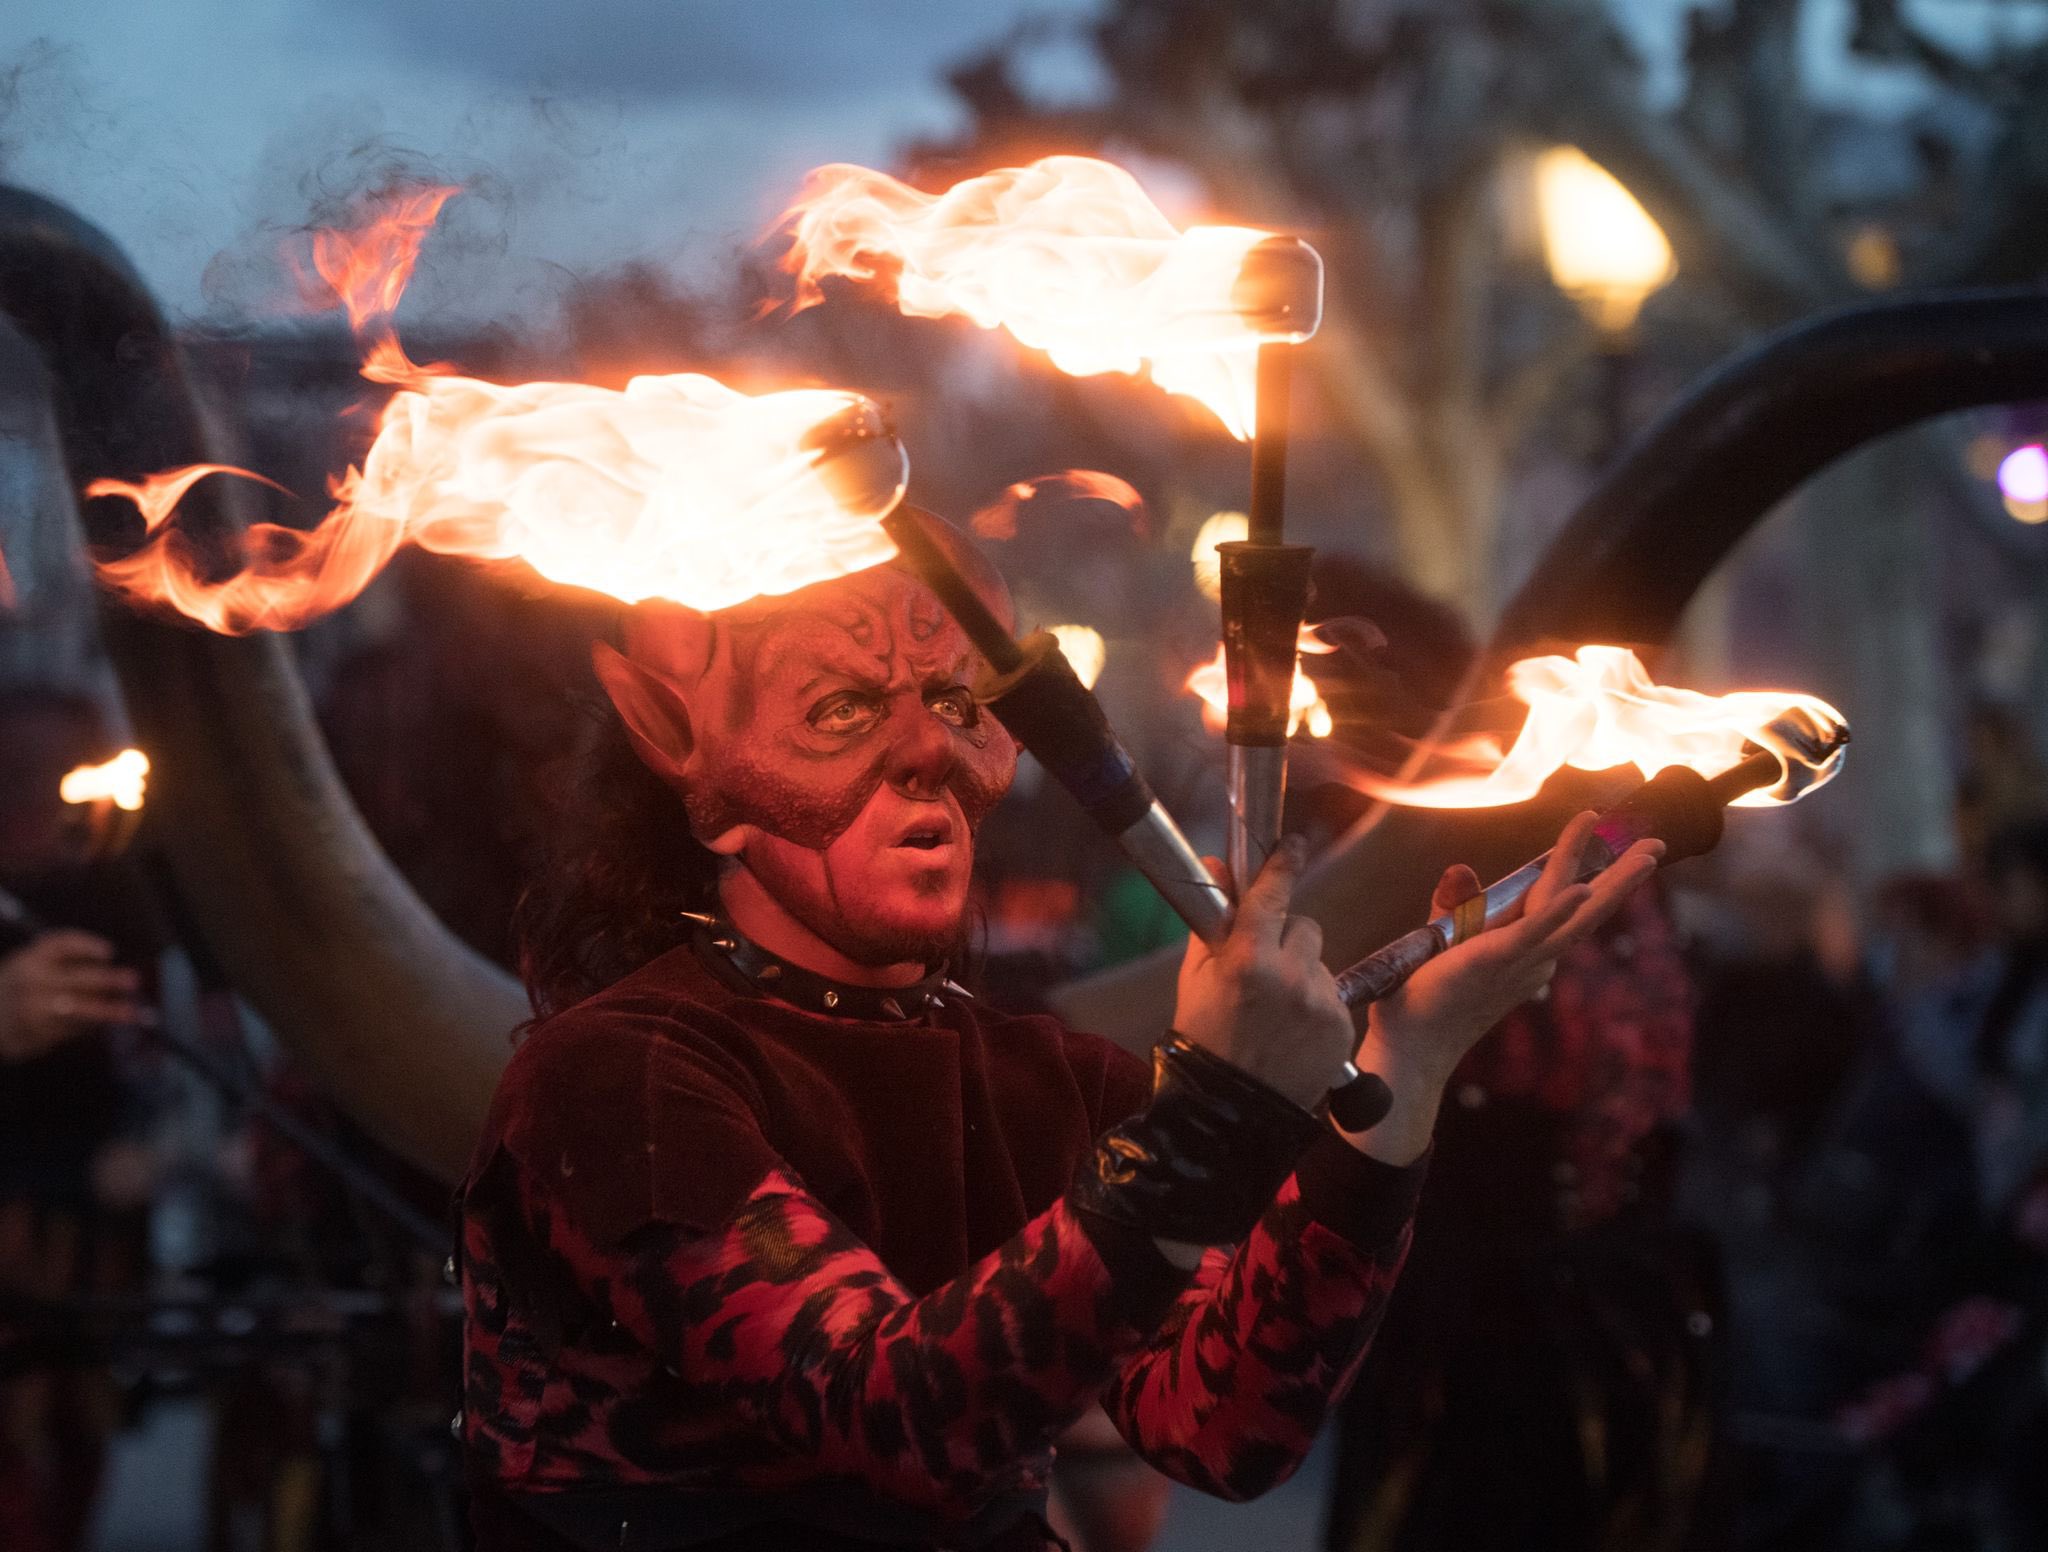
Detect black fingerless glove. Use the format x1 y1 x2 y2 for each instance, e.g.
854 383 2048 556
1070 1034 1325 1249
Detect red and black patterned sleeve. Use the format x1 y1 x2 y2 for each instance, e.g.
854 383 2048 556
477 1011 1423 1517
523 1162 1185 1516
1102 1129 1425 1500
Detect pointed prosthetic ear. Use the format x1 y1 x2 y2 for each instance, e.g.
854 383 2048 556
592 640 696 781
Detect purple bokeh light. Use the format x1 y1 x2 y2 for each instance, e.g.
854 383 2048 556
1998 444 2048 504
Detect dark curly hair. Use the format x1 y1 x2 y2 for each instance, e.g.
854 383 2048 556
512 693 722 1020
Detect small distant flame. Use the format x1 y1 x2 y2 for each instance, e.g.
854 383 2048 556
1358 645 1846 809
781 156 1307 439
1048 623 1107 689
969 470 1145 541
0 538 16 613
292 183 459 333
1186 625 1336 739
89 189 906 632
61 749 149 812
1190 510 1248 602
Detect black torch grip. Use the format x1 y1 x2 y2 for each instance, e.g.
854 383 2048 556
1217 541 1316 746
983 636 1157 836
1327 1070 1395 1132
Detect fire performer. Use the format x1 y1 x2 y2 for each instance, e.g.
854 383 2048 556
455 511 1664 1552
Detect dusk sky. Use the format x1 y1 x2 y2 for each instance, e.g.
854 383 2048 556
1 0 2036 329
0 0 1106 324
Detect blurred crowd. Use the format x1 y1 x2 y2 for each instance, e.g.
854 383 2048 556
3 547 2048 1552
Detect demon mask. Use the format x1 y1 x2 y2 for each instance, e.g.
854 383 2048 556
593 511 1018 978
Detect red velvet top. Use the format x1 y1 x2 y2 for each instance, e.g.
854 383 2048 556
459 945 1424 1551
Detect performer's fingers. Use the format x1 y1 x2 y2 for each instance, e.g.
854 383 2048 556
1430 864 1482 918
1232 836 1304 950
1489 883 1591 961
1531 840 1663 955
1523 811 1600 918
1279 913 1324 962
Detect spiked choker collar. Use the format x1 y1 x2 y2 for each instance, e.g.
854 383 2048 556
683 911 966 1023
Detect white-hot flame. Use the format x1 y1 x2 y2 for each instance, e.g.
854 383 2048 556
61 749 150 813
1360 645 1845 808
781 156 1311 439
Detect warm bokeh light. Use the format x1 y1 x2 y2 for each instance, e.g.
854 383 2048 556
1185 625 1335 739
1189 510 1249 602
1047 624 1107 690
1357 645 1845 809
781 156 1317 439
1532 146 1676 333
61 749 150 813
89 189 908 632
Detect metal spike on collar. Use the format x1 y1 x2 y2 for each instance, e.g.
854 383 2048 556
879 997 906 1020
677 909 720 927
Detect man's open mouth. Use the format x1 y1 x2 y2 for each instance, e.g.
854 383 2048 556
894 820 954 850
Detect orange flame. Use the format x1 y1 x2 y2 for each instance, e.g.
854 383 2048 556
92 379 906 632
1186 626 1336 739
969 469 1145 540
1358 645 1847 809
293 184 459 333
781 156 1310 439
61 749 149 812
90 193 908 632
86 465 291 534
0 538 15 613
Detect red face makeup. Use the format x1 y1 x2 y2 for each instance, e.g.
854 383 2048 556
616 564 1017 968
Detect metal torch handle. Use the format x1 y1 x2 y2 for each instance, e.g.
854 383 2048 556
1333 838 1625 1009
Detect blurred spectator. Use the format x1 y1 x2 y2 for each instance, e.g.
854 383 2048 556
0 686 161 1552
1955 705 2048 875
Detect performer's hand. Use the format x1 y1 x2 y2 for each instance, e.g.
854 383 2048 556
1173 837 1353 1112
1342 811 1662 1165
0 930 151 1063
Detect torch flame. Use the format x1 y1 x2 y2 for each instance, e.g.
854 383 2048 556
61 749 149 812
88 190 908 632
293 183 459 334
86 465 292 534
1358 645 1846 809
1186 626 1336 740
780 156 1311 439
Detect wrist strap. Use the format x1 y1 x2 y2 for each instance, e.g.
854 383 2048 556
1070 1034 1323 1248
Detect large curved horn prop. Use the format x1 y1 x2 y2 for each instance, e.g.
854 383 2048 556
1053 288 2048 1042
1494 288 2048 651
0 185 524 1183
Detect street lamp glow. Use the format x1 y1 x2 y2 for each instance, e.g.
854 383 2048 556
1533 146 1676 334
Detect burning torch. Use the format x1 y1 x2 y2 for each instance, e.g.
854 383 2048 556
883 505 1400 1128
1334 726 1845 1009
